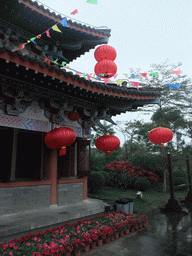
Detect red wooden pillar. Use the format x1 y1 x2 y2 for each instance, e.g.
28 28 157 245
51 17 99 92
48 149 58 206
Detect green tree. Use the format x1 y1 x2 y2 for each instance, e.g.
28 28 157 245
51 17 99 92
91 121 116 147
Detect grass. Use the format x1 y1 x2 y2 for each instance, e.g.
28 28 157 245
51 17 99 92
88 182 189 215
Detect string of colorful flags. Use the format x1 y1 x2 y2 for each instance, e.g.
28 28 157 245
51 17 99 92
13 0 183 90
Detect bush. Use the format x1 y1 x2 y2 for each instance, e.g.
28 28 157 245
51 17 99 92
123 174 134 189
173 169 187 180
87 171 105 193
99 171 110 186
107 171 126 189
134 177 151 191
173 177 188 186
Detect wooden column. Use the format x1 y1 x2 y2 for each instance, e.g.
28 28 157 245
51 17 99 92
48 149 58 206
10 128 18 181
83 176 87 199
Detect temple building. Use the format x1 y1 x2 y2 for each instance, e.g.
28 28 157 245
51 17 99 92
0 0 160 216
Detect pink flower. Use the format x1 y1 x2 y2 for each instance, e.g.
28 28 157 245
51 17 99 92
26 243 31 246
34 237 38 241
9 253 13 256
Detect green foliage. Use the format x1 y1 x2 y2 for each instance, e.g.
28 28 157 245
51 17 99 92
123 174 134 189
134 177 151 191
87 171 105 193
90 147 123 173
173 177 188 186
99 171 110 186
173 168 187 180
131 153 156 172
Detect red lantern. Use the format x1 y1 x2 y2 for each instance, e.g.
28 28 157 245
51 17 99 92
95 134 120 155
67 110 79 121
94 59 117 78
94 45 117 62
44 127 76 156
148 127 173 147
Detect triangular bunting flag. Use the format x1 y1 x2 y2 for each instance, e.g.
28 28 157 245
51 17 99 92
36 34 41 39
93 74 96 77
165 84 181 89
86 0 98 3
104 78 110 85
87 73 91 80
123 73 128 76
52 24 62 33
61 61 67 66
113 74 118 79
116 80 123 85
71 9 78 15
131 74 136 78
100 74 105 77
52 58 59 64
130 81 139 90
46 30 51 38
140 73 147 77
150 72 158 76
170 70 182 75
20 43 27 50
66 65 70 69
82 73 86 79
77 71 82 76
60 18 69 28
43 58 51 66
96 74 101 80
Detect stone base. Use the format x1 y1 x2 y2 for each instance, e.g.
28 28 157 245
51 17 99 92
165 198 183 212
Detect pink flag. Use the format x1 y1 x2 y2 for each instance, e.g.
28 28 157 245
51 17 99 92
103 78 110 85
70 9 78 15
130 81 139 90
113 74 118 79
76 71 82 76
86 73 91 80
170 70 182 75
20 43 27 50
46 30 51 38
140 73 147 77
36 34 41 39
43 58 51 66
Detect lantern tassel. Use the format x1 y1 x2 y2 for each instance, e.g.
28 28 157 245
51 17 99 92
105 151 111 155
159 143 164 147
59 146 66 156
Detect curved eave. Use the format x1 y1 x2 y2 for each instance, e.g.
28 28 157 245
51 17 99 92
18 0 111 38
0 49 160 100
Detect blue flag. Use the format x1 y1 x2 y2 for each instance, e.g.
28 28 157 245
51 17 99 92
131 74 136 78
60 18 69 28
165 84 181 89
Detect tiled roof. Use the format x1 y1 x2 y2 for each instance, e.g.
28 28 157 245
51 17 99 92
19 0 111 37
0 44 161 98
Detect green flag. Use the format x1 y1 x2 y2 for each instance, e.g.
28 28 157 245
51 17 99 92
61 61 67 66
86 0 98 4
82 73 87 79
150 72 158 76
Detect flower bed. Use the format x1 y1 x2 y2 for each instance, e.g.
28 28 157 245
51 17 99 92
107 160 159 183
0 211 147 256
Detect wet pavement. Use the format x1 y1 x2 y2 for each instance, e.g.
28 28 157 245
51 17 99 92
82 202 192 256
0 200 192 255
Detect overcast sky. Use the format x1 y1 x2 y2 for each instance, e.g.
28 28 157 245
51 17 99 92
32 0 192 145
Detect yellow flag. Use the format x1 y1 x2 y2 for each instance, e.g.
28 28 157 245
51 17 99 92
116 80 123 85
52 24 62 33
123 73 127 76
66 65 70 69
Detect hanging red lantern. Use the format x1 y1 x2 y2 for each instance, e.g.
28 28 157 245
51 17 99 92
44 127 76 156
94 59 117 78
148 127 173 147
94 45 117 62
95 134 120 155
67 110 79 121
